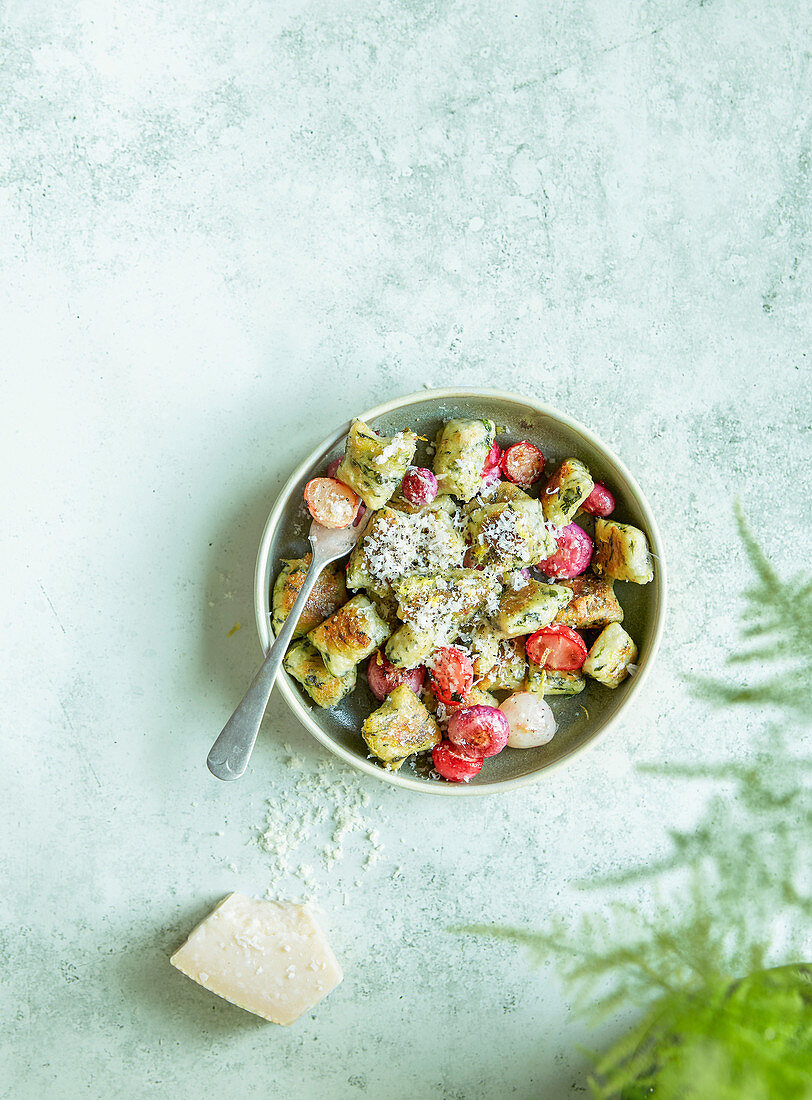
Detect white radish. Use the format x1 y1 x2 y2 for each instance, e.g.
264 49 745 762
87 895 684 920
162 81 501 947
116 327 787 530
500 692 557 748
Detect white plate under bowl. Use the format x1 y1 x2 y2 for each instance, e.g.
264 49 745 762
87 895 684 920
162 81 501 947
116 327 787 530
255 389 666 795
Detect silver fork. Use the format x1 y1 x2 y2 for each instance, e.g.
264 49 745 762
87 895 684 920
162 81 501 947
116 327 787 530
207 510 371 781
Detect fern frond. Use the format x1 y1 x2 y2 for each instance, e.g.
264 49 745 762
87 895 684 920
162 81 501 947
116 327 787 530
454 508 812 1095
689 502 812 722
727 638 804 663
733 499 779 586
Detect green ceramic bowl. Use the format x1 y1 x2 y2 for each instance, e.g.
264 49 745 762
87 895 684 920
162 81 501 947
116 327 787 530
254 389 666 795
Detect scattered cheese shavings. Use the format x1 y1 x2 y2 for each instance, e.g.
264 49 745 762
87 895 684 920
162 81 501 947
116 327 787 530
483 583 502 617
256 757 383 899
402 573 497 636
479 508 530 560
372 431 410 465
361 507 466 590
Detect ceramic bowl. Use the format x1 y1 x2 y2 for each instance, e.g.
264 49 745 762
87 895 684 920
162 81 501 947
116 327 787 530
254 389 666 795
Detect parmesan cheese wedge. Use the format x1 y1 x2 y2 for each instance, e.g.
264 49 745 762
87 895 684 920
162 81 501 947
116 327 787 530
170 893 343 1024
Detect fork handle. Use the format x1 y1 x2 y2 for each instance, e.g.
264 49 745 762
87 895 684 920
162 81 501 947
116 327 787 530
207 557 325 781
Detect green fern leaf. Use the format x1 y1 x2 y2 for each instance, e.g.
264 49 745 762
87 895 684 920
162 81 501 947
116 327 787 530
456 508 812 1096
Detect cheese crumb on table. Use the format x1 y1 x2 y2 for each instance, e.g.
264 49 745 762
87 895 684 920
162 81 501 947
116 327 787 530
170 893 342 1025
256 758 380 895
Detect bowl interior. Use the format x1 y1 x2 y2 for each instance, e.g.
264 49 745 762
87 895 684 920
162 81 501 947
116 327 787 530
256 390 665 793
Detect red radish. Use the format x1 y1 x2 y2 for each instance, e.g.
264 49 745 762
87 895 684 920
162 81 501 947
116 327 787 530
401 466 438 506
326 457 342 479
526 624 588 671
432 740 484 782
501 441 545 487
482 441 502 475
581 482 615 517
429 647 474 706
366 651 425 702
304 477 360 529
537 523 593 579
500 693 557 748
447 704 509 757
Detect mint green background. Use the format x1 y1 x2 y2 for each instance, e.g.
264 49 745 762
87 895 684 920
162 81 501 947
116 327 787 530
2 2 809 1097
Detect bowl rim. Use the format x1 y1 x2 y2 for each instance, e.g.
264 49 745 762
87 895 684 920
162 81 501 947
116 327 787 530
254 387 667 795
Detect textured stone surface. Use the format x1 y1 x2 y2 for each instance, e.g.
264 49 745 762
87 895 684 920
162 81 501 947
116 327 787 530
2 1 809 1096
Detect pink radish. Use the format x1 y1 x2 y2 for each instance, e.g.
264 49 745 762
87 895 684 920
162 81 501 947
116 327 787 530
581 482 615 517
304 477 360 529
447 704 509 758
432 741 484 782
401 467 438 506
538 523 593 579
526 624 588 671
366 652 425 702
501 441 545 487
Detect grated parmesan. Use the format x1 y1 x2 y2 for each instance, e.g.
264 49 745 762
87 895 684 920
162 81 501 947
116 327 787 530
256 757 382 901
480 508 530 560
396 572 499 636
359 507 466 590
373 431 410 466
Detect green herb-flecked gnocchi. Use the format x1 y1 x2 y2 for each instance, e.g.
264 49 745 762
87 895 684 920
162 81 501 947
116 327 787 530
391 569 498 635
525 663 586 697
361 684 441 770
384 569 498 668
593 519 654 585
336 419 417 510
283 639 357 708
552 573 624 629
307 594 391 678
460 480 531 519
271 554 347 638
542 458 594 527
384 622 436 669
345 503 466 599
467 498 555 570
457 616 502 677
344 506 401 597
583 622 638 687
368 591 399 627
478 637 527 691
433 418 496 501
491 482 531 504
492 580 571 638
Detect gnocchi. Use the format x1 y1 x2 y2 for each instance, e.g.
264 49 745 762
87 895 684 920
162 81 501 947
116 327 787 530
272 414 654 780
